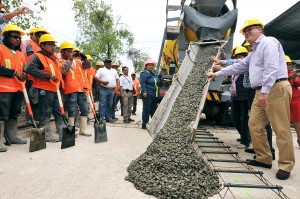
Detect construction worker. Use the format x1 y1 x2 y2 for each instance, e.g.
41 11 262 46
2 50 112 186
120 66 134 123
286 55 300 147
0 3 28 43
21 27 49 64
94 61 104 102
0 24 27 152
63 46 91 136
111 62 120 120
26 34 65 142
85 55 96 95
21 27 49 124
131 72 140 115
208 18 294 180
140 58 160 129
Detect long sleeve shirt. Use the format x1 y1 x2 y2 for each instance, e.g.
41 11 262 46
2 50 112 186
140 70 160 97
216 35 288 94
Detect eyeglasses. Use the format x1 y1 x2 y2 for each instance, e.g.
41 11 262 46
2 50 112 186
243 26 258 34
44 42 56 47
9 35 21 40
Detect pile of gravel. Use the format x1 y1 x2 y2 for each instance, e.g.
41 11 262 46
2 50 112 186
126 44 220 199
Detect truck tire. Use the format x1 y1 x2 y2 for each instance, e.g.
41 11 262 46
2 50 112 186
215 102 230 126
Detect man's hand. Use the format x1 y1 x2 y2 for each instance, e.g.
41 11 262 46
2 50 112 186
143 93 147 98
211 56 221 65
18 6 28 15
259 93 268 110
51 75 58 82
213 64 223 71
103 81 109 86
207 72 217 79
289 73 297 80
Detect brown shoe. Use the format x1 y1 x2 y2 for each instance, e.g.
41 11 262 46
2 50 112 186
276 169 290 180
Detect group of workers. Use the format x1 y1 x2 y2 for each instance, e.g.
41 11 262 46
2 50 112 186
208 18 300 180
0 22 145 154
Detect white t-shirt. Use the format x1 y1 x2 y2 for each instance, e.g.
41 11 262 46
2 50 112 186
120 75 133 90
95 67 119 88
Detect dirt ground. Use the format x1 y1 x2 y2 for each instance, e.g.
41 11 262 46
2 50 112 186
1 99 300 199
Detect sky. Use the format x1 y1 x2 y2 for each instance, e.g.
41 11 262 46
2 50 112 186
22 0 299 69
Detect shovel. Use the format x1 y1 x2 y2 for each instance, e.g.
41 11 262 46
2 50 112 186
50 80 75 149
15 77 46 152
85 91 107 143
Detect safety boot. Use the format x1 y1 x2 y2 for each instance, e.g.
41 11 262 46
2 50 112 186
40 118 59 143
68 117 75 126
55 117 64 141
0 121 7 152
79 116 91 136
5 119 27 144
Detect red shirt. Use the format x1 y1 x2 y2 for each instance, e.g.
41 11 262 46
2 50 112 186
288 71 300 98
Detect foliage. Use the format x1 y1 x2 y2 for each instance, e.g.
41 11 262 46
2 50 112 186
3 0 46 30
127 47 150 73
72 0 134 62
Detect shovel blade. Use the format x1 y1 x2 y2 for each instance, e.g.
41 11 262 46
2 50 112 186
61 125 75 149
29 127 46 152
94 122 107 143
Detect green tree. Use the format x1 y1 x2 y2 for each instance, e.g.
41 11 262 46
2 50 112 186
72 0 134 61
3 0 46 30
127 47 149 73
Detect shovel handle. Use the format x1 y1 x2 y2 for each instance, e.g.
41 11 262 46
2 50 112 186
85 91 98 123
14 77 37 128
50 80 65 115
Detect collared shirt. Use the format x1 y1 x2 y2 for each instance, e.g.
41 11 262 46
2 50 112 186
216 35 287 94
120 74 133 90
0 13 9 44
95 67 119 89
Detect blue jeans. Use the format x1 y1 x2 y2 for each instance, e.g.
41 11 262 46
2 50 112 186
98 87 114 120
66 92 89 117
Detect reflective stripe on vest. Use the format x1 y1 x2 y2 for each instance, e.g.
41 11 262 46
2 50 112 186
0 44 25 92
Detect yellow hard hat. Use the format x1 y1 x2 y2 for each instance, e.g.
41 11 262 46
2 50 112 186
233 46 249 57
60 41 74 50
285 55 292 63
2 24 25 36
39 34 57 44
96 61 104 66
73 48 82 53
35 27 50 34
244 41 250 46
240 18 264 34
29 27 39 34
86 55 92 60
231 45 242 55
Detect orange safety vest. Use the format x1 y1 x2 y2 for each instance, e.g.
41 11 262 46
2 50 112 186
32 53 63 92
0 44 25 92
84 67 95 92
63 59 88 94
21 40 41 81
133 79 140 97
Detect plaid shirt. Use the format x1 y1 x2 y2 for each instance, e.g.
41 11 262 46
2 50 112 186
221 59 251 88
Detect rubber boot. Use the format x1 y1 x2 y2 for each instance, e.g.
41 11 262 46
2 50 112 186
79 116 91 136
55 117 64 141
40 118 59 143
5 119 27 144
75 112 80 127
0 121 7 152
68 117 75 126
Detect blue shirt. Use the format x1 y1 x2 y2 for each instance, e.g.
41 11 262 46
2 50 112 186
0 13 9 44
140 70 160 97
216 35 287 94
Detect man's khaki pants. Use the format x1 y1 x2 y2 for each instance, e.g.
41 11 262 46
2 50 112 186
249 81 295 172
122 91 133 121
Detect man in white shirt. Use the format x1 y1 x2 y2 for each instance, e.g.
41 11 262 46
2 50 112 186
95 59 119 123
119 66 134 123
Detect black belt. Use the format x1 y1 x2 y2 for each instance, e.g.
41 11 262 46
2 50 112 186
253 78 288 90
125 90 133 92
